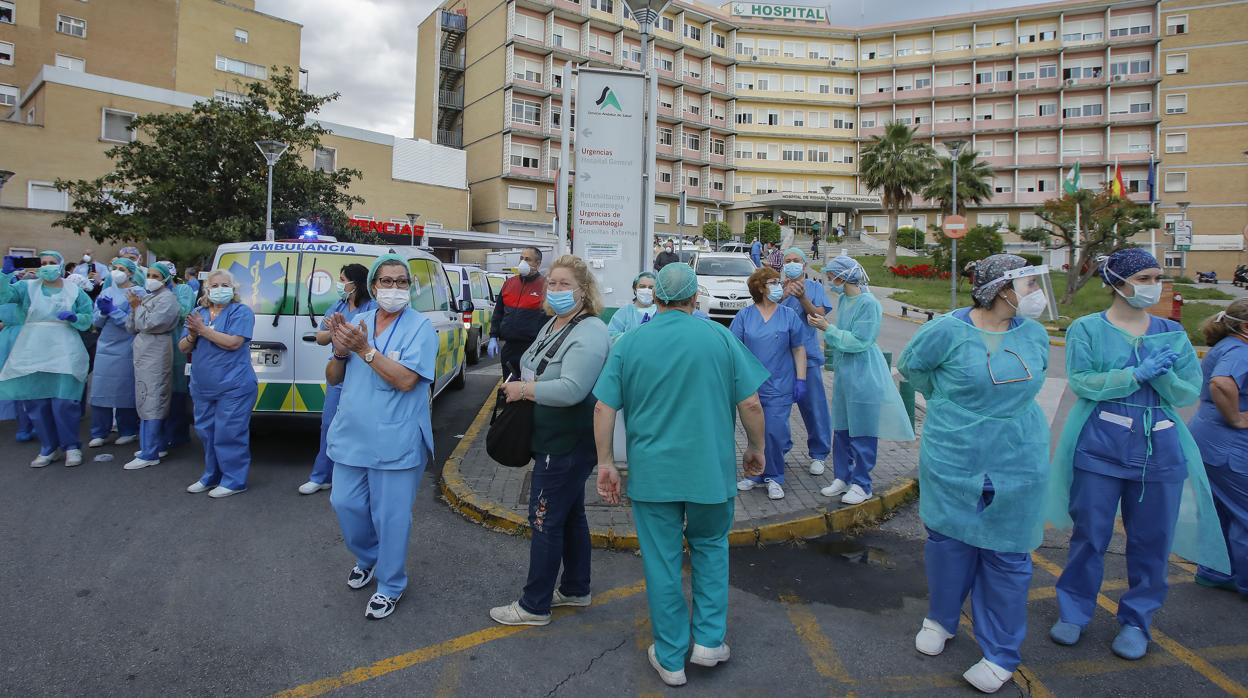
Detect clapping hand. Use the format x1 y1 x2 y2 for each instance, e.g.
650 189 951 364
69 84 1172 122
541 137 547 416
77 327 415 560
1134 348 1179 383
808 313 830 331
128 290 142 309
333 318 369 355
186 312 206 337
56 310 77 323
785 278 805 298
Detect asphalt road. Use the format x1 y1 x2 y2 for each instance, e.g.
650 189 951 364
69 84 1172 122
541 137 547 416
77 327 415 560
2 342 1245 697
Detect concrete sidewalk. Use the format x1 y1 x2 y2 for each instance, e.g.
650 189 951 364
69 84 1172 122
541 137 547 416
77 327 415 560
441 368 921 549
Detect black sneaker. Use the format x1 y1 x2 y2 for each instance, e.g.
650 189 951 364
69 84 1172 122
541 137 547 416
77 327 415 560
365 593 401 620
347 566 374 590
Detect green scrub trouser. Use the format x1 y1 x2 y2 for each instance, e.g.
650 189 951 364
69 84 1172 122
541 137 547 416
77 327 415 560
633 499 735 672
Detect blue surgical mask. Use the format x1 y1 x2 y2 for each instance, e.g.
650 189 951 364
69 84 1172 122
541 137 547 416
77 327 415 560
208 287 234 305
1125 282 1162 309
766 283 784 302
37 265 61 282
547 290 577 315
827 281 845 295
783 262 804 279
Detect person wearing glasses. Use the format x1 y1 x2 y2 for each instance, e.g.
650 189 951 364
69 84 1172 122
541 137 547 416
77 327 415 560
1045 249 1229 661
898 254 1052 694
323 255 438 620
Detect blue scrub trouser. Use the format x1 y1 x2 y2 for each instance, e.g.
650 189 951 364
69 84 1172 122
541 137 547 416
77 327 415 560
29 398 82 454
330 464 423 598
309 385 343 485
16 401 34 438
138 418 164 461
925 527 1032 672
748 395 793 485
519 441 596 615
832 431 879 493
1057 469 1183 638
795 361 831 461
193 383 258 491
89 405 139 440
162 392 192 450
1196 464 1248 595
634 499 734 672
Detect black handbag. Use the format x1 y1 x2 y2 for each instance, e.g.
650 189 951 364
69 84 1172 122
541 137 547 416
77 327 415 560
485 315 586 467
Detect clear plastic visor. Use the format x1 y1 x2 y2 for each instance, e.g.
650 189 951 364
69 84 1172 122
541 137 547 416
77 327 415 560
1004 265 1057 322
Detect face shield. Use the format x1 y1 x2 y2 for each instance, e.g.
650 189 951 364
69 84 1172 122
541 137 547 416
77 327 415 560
1002 264 1057 322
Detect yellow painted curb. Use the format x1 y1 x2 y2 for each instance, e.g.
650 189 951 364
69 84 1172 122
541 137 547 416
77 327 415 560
440 384 921 548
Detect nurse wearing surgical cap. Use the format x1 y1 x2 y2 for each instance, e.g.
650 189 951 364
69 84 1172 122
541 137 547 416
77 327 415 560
778 248 833 477
607 272 658 343
898 254 1051 694
1045 248 1230 661
87 258 145 448
124 261 181 470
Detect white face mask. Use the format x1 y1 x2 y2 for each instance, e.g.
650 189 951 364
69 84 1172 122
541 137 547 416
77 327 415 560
144 279 164 292
1016 289 1048 319
1123 282 1163 309
375 288 409 313
635 288 655 307
517 261 532 277
110 269 128 285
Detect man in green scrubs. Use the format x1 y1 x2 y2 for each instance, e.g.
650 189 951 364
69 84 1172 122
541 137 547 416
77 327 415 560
593 263 769 687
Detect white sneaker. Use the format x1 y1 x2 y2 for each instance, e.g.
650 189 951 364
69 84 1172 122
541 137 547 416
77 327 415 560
690 642 731 667
133 449 169 459
114 434 138 446
963 658 1013 694
551 590 592 607
647 644 687 687
64 449 83 467
766 480 785 500
809 459 826 475
347 566 374 590
365 593 402 620
915 618 955 656
31 450 63 468
298 481 331 495
186 481 211 494
489 600 551 626
841 484 870 505
737 478 759 491
820 478 849 498
208 486 244 498
123 457 159 470
88 437 108 448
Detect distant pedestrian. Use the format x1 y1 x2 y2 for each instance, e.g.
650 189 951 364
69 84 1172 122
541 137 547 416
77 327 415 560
489 247 547 379
654 242 679 271
811 235 820 260
750 237 762 267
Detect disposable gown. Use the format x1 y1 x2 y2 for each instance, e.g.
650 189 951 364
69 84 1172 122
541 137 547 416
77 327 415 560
1045 313 1231 574
170 283 197 394
607 304 656 343
0 277 93 401
126 287 181 421
898 312 1051 553
0 300 25 419
89 284 141 408
826 292 915 442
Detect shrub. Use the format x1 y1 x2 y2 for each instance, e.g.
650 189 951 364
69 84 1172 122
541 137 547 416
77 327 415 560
744 219 782 244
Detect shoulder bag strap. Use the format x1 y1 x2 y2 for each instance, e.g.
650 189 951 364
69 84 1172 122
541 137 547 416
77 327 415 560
535 313 588 376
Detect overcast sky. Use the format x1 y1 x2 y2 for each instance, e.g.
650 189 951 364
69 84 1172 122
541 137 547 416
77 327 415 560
256 0 1048 137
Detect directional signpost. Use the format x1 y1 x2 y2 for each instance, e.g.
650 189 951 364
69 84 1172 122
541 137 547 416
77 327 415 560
943 214 967 310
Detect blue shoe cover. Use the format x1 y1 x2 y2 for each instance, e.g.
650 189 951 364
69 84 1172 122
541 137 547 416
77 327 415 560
1112 625 1149 660
1049 621 1083 646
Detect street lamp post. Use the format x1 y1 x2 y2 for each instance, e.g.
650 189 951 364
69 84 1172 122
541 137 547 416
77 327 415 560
406 212 421 247
911 216 920 252
255 140 289 242
622 0 669 276
945 140 967 311
821 185 833 244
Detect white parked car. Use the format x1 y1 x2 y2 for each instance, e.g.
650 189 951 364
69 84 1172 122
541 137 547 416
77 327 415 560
694 253 756 323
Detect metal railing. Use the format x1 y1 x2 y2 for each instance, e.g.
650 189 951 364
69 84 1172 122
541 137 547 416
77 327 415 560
439 89 464 109
437 129 463 149
440 51 465 70
441 12 467 32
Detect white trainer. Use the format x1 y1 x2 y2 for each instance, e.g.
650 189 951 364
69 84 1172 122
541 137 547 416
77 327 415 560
133 450 169 459
841 484 870 505
208 486 244 498
489 601 551 626
123 457 159 470
963 658 1013 694
114 434 138 446
30 450 63 468
766 480 785 500
736 478 759 491
551 590 592 607
64 449 83 467
186 481 212 494
88 438 108 448
690 643 731 667
820 478 849 498
298 481 331 495
915 618 955 656
808 459 826 475
647 644 687 687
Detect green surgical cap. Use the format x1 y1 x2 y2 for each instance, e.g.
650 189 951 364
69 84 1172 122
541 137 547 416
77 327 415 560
633 271 656 288
40 250 64 268
785 247 807 262
368 253 409 288
150 261 174 282
655 263 698 302
112 257 144 286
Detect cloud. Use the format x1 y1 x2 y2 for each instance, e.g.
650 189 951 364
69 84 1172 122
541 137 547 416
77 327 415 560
255 0 443 137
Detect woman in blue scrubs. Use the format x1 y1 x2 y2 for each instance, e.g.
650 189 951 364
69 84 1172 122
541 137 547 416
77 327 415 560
325 254 438 620
779 248 833 476
300 263 373 495
730 266 806 501
87 258 144 449
1046 249 1229 661
606 272 657 343
178 270 258 498
1187 299 1248 596
898 254 1052 694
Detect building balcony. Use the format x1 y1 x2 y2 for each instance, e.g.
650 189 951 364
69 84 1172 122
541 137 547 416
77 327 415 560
441 12 467 32
1017 154 1058 166
933 120 973 135
439 89 464 109
656 180 675 194
1019 77 1062 93
1114 150 1154 164
894 86 933 102
507 118 544 135
1018 114 1061 129
860 90 893 105
437 129 462 149
683 110 705 124
508 164 547 179
974 118 1016 134
657 104 674 119
982 155 1014 168
933 85 969 98
440 51 466 71
1063 154 1107 166
708 153 726 165
1109 111 1158 126
553 0 586 16
1015 191 1054 205
861 125 885 138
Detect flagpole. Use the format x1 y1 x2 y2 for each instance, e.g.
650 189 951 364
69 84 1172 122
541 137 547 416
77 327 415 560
1148 150 1157 258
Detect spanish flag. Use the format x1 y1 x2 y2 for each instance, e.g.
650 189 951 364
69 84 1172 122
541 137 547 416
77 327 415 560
1111 161 1126 198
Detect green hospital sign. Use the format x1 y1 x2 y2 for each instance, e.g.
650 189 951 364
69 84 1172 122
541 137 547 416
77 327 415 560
731 3 828 21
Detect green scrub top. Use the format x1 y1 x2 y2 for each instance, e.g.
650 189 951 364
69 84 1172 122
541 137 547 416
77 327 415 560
593 309 768 504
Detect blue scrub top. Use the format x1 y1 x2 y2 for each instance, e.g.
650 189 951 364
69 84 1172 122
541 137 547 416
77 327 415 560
1189 336 1248 472
729 303 805 399
1073 313 1187 482
780 278 832 364
327 308 438 470
184 303 257 400
319 297 377 331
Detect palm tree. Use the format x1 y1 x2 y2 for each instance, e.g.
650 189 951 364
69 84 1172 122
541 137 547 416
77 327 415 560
921 149 995 217
859 122 935 266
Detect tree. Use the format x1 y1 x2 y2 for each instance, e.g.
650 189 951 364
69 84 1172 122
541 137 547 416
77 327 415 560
702 221 731 246
929 224 1005 287
744 219 781 244
921 150 994 215
858 121 935 266
1019 188 1161 303
54 68 367 248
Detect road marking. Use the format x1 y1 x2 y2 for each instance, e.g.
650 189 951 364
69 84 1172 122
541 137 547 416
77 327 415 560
1028 575 1190 601
1031 552 1248 697
634 606 652 652
780 593 855 684
432 655 465 698
272 580 646 698
957 609 1056 698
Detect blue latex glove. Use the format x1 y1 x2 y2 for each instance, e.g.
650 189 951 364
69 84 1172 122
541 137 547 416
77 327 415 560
96 296 115 315
487 337 500 358
56 311 78 323
793 378 808 403
1133 348 1179 383
2 256 15 275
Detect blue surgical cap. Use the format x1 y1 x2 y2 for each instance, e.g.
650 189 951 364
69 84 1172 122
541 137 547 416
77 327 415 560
119 246 141 259
368 253 409 288
826 255 866 285
633 271 656 288
655 263 698 302
1100 248 1160 287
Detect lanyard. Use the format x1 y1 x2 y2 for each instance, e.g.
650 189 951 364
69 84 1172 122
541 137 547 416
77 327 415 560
372 309 406 355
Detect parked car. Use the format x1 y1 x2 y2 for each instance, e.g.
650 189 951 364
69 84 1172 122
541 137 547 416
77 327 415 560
718 242 751 254
445 263 496 365
693 252 757 323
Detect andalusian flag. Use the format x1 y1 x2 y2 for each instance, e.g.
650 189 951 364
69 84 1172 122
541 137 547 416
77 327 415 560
1063 162 1081 194
1110 161 1126 198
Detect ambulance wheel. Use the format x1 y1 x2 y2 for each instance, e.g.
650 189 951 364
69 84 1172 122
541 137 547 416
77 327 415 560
449 363 466 390
466 329 481 365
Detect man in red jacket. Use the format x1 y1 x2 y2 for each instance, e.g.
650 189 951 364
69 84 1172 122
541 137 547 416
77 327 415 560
488 247 547 378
